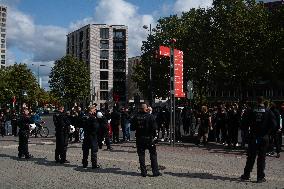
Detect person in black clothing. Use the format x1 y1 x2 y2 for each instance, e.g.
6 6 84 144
215 105 227 143
110 107 121 143
0 111 6 137
18 108 33 159
131 103 161 177
267 102 281 158
82 106 100 169
11 110 18 136
97 111 112 150
241 97 277 183
196 106 212 145
240 104 251 148
227 103 241 148
53 106 70 164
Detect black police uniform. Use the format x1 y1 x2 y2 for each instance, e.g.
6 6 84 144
242 104 276 182
53 111 70 163
18 114 33 158
131 111 161 177
82 113 100 168
97 115 112 150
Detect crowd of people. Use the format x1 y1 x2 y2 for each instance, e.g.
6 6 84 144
0 97 283 181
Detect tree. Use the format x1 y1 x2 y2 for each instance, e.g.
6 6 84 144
0 64 39 109
49 55 90 108
134 0 282 104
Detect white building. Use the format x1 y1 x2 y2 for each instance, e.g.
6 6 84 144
66 24 128 108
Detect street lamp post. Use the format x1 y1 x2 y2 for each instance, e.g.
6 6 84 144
143 24 153 106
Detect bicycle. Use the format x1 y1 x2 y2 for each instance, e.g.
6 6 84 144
30 121 49 138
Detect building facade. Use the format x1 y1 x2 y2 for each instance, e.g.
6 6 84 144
0 6 6 69
66 24 128 108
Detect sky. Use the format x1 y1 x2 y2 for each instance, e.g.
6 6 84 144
0 0 278 90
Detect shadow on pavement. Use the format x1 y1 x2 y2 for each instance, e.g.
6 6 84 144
164 172 242 182
0 153 77 168
74 166 141 177
102 149 136 154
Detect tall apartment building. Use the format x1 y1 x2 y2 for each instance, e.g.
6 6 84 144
0 6 6 69
66 24 128 108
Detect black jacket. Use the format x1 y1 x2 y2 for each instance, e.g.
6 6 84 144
53 112 70 135
131 112 157 139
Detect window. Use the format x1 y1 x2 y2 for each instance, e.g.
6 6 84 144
113 42 125 49
1 28 5 32
2 13 6 17
2 18 6 22
1 50 5 53
113 51 125 60
79 42 83 51
100 50 109 59
86 50 89 59
86 40 89 49
100 91 109 100
100 81 108 90
79 31 84 41
100 28 109 39
1 60 5 64
100 71 108 80
100 60 108 69
67 37 70 47
1 34 5 38
1 23 5 27
113 60 125 69
86 28 90 39
1 55 5 59
113 72 126 80
2 7 6 12
1 39 5 43
1 44 5 48
113 30 125 39
100 40 109 49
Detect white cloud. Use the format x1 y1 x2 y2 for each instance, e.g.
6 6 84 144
71 0 155 57
7 8 67 62
174 0 213 13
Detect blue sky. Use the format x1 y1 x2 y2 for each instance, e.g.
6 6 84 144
0 0 277 89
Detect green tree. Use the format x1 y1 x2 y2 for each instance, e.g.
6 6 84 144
0 64 39 109
49 55 90 108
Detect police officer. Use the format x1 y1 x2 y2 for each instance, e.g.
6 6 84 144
241 97 276 183
18 108 33 159
53 106 70 164
82 105 100 169
131 103 161 177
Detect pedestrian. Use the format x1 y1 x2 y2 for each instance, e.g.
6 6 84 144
227 103 241 148
196 106 212 146
82 105 100 169
11 110 18 136
131 103 161 177
18 108 33 159
53 106 70 164
0 111 6 137
241 97 277 183
110 106 121 143
97 111 112 150
267 102 281 158
4 109 11 136
214 105 227 143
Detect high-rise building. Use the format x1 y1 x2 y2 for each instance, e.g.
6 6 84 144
66 24 128 108
0 6 6 69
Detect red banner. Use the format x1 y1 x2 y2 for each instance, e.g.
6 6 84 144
159 46 185 98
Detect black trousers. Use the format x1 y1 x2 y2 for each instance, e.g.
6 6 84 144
243 137 268 179
112 125 119 143
0 124 5 136
11 122 17 136
18 130 29 157
55 133 68 162
82 137 98 166
136 137 159 175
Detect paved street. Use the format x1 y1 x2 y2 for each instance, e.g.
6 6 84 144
0 115 283 189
